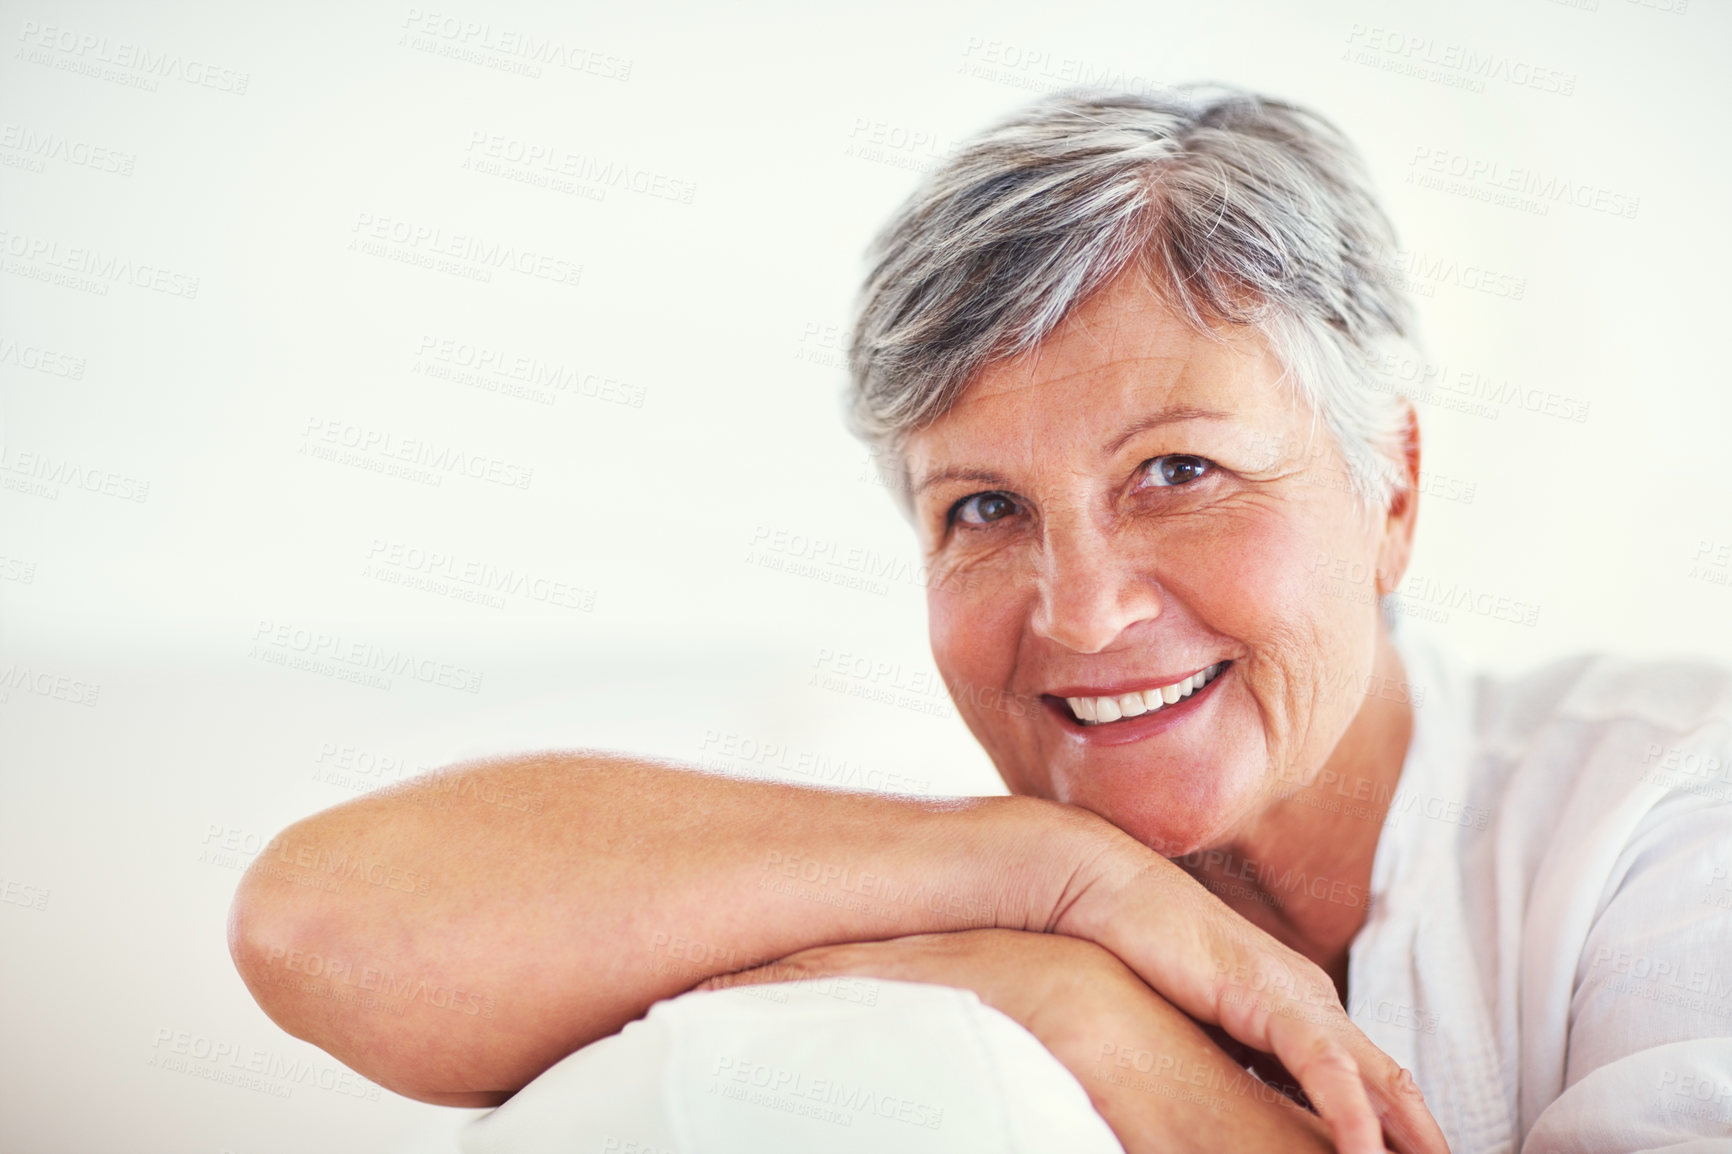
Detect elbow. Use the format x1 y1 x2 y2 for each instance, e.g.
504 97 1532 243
225 844 375 1081
226 852 310 1040
225 835 505 1106
225 866 403 1095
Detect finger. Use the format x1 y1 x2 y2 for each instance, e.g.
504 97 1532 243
1263 1011 1385 1154
1194 947 1396 1154
1220 981 1446 1154
1315 1021 1447 1154
1357 1053 1449 1154
1056 857 1447 1152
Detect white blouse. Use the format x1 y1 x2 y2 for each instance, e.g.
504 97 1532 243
1351 629 1732 1151
461 629 1732 1153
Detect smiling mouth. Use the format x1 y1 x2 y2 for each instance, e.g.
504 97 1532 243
1060 661 1231 725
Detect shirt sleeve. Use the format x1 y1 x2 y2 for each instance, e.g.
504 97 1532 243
1521 787 1732 1153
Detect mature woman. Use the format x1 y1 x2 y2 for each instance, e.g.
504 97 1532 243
229 87 1732 1154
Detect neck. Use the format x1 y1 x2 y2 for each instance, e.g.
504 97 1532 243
1181 628 1414 996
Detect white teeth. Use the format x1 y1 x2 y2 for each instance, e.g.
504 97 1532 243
1066 662 1227 725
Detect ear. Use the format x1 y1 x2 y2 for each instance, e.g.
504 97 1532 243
1375 401 1420 596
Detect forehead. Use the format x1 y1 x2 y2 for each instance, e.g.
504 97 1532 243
904 272 1290 479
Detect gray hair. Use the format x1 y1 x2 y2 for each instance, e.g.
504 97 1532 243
846 84 1417 513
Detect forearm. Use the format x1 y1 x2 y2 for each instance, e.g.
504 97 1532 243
1043 971 1334 1152
227 751 1105 1103
932 933 1333 1150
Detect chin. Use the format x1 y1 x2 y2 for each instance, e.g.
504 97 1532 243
1106 809 1236 860
1056 766 1259 860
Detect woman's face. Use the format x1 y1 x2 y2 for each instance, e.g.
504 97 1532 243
904 269 1416 857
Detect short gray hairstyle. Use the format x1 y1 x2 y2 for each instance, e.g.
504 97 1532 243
846 85 1417 513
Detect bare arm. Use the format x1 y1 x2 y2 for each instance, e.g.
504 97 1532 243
227 751 1444 1154
227 752 1090 1105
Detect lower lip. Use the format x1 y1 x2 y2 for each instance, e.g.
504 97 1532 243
1044 664 1230 747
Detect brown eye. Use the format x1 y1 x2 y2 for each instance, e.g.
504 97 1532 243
1139 455 1213 489
953 492 1019 526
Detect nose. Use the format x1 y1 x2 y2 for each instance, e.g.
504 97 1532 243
1028 513 1164 654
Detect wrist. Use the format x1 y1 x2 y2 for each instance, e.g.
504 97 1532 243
965 794 1148 935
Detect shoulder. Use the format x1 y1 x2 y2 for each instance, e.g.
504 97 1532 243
1468 648 1732 789
1394 637 1732 906
1476 648 1732 736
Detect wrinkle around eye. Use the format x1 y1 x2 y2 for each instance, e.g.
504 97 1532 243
924 525 1027 594
928 496 1034 571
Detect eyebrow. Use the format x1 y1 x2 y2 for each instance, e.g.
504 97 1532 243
911 467 1012 499
1102 406 1234 456
911 406 1234 499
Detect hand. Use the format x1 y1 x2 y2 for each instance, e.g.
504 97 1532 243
1047 825 1447 1154
702 928 1340 1153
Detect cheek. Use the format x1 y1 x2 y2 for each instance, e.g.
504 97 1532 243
927 579 1022 699
927 578 1039 780
1159 502 1382 739
1157 506 1326 643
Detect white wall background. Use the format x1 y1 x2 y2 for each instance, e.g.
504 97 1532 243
2 0 1726 1150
